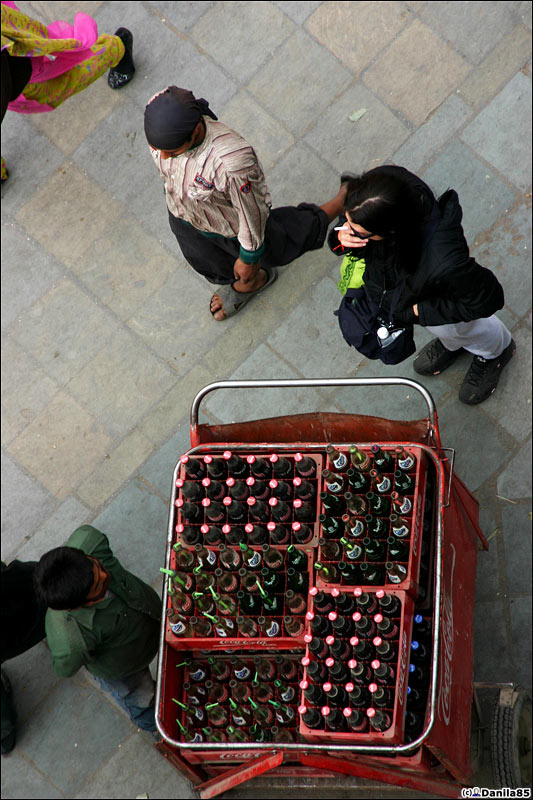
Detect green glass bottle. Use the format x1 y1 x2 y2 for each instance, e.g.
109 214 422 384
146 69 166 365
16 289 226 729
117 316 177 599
363 537 386 561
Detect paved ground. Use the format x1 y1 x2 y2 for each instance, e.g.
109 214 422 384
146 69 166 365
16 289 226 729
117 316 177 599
1 1 531 798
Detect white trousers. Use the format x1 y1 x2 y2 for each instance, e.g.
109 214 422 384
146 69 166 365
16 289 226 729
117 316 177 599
425 315 512 360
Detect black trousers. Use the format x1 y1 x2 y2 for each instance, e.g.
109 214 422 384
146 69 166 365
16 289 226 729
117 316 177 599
168 203 330 285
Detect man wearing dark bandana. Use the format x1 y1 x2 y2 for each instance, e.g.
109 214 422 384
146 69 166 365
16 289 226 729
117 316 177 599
33 526 161 732
144 86 348 320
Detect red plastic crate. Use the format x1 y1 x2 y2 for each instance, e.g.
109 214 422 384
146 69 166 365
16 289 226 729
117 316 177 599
164 546 313 650
173 452 324 549
158 646 303 758
298 587 415 745
316 446 427 597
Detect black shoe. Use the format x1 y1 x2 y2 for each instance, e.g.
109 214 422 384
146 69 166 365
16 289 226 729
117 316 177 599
108 28 135 89
459 339 516 405
413 338 463 376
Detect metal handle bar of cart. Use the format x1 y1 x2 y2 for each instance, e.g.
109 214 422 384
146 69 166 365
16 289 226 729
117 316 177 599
154 379 447 755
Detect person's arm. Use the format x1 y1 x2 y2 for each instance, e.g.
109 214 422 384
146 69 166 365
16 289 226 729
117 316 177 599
226 161 271 284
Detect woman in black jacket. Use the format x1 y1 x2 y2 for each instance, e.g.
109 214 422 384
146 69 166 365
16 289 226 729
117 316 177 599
330 166 515 405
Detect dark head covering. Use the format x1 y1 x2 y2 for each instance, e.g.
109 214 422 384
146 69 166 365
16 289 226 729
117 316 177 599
144 86 218 150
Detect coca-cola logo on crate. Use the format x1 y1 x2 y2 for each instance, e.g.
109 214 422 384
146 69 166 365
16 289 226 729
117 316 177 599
438 543 456 726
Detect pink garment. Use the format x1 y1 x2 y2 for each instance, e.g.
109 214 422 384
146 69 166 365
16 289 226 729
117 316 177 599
3 0 104 113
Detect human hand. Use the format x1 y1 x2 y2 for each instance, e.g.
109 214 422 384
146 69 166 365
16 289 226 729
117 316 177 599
233 257 259 287
335 225 369 249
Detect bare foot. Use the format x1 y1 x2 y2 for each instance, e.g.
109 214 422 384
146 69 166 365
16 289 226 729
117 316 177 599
210 269 268 321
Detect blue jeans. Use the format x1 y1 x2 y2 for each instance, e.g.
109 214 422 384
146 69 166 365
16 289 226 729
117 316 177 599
96 667 156 732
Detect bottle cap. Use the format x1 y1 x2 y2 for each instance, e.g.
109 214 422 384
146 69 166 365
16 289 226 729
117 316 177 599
367 707 376 718
325 657 334 667
203 455 213 463
246 497 256 506
269 497 278 507
293 499 303 508
374 613 384 623
298 705 308 715
320 706 331 717
223 497 233 506
223 451 232 460
371 660 381 670
309 587 318 596
331 588 340 597
269 454 279 463
293 477 302 487
328 611 338 621
299 680 309 690
175 498 184 507
301 656 310 666
349 636 359 646
181 455 190 463
343 707 353 717
202 498 211 507
305 611 314 621
226 477 236 487
304 634 313 643
267 521 276 530
200 524 209 534
294 453 303 462
373 636 383 647
414 614 424 624
325 635 335 645
412 640 420 650
352 611 362 621
175 523 184 533
222 524 231 534
375 589 385 600
323 682 332 692
292 522 302 531
202 477 211 487
269 479 278 488
176 478 184 488
368 683 378 694
353 588 363 597
245 523 254 533
348 659 357 669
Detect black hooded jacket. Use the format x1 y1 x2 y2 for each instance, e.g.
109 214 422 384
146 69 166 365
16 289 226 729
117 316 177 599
328 166 504 327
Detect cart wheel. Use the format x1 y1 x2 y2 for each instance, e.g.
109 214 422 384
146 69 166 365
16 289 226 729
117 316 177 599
491 686 532 788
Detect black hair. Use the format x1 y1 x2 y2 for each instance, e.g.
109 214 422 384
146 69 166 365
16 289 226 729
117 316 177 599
343 170 426 272
33 547 94 610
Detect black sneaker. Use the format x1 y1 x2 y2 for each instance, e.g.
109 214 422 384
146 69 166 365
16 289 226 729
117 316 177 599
108 28 135 89
413 338 463 376
459 339 516 405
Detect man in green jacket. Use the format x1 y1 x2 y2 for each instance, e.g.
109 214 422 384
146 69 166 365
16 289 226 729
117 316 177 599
33 526 161 732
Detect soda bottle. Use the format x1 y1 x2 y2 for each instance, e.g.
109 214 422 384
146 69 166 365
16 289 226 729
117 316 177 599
413 614 432 639
394 470 415 494
410 640 429 662
354 589 378 614
373 661 396 684
353 639 373 661
239 542 262 569
267 524 289 546
308 614 331 637
174 524 201 546
284 615 305 637
377 590 401 617
203 499 225 524
375 640 397 662
223 450 247 478
293 499 315 522
178 500 203 524
370 685 393 708
202 725 227 743
194 544 218 570
250 702 274 728
325 685 349 708
207 657 231 682
345 493 368 517
370 445 394 470
328 660 349 683
404 710 424 741
229 679 252 704
183 681 208 707
387 536 409 561
346 684 368 707
370 469 392 495
236 587 262 615
227 478 250 501
215 568 238 594
247 477 269 500
181 727 204 743
322 469 346 494
236 616 259 637
186 660 209 682
304 659 327 683
258 614 281 638
299 706 323 729
366 492 391 516
202 525 224 546
293 477 316 502
349 660 371 685
303 683 326 706
206 680 229 704
363 537 386 561
217 544 241 571
276 656 297 682
329 639 351 661
354 615 376 638
406 686 427 711
229 658 251 682
320 513 344 536
190 615 213 637
391 492 412 515
343 514 366 538
308 637 329 659
224 497 248 524
346 468 370 493
253 657 277 682
349 445 371 472
314 562 339 583
181 455 206 479
270 454 293 478
269 478 292 501
177 479 204 502
223 523 246 546
395 447 416 471
367 708 392 731
246 523 268 545
345 707 368 732
326 445 349 471
205 479 226 502
248 455 271 478
386 561 407 584
408 663 429 687
271 727 295 743
173 544 196 571
269 497 292 523
204 455 226 480
390 514 411 538
284 544 307 570
294 452 316 478
285 590 307 615
334 591 357 615
194 591 216 615
261 545 284 570
376 616 399 639
261 588 282 614
324 707 346 731
309 588 335 614
331 614 353 637
292 521 313 544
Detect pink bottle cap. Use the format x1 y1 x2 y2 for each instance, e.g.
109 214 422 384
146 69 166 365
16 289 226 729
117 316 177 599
325 635 335 645
269 497 278 506
203 455 212 463
267 521 277 531
181 455 190 463
331 588 341 598
202 498 211 507
246 455 256 464
269 454 279 463
304 634 313 643
305 611 315 621
246 477 255 486
175 478 184 488
244 523 254 533
366 708 376 718
175 524 184 533
348 659 357 669
292 522 302 531
301 656 310 666
323 682 332 692
325 657 335 667
349 636 359 646
246 497 256 506
299 680 309 690
368 683 378 694
309 587 318 596
293 499 303 508
223 497 232 506
200 524 209 534
328 611 338 621
175 498 184 507
226 477 235 487
352 611 362 621
222 524 231 534
345 682 355 693
353 587 363 597
376 589 385 598
298 705 308 715
223 451 232 460
293 477 302 487
269 479 278 488
374 613 384 624
202 477 211 487
321 706 331 717
294 453 303 462
371 660 381 670
343 707 353 717
373 636 383 647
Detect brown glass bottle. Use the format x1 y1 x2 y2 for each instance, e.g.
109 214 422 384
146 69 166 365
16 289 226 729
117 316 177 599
294 452 316 477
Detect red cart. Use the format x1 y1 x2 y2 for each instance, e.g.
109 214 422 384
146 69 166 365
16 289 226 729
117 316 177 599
154 378 531 798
